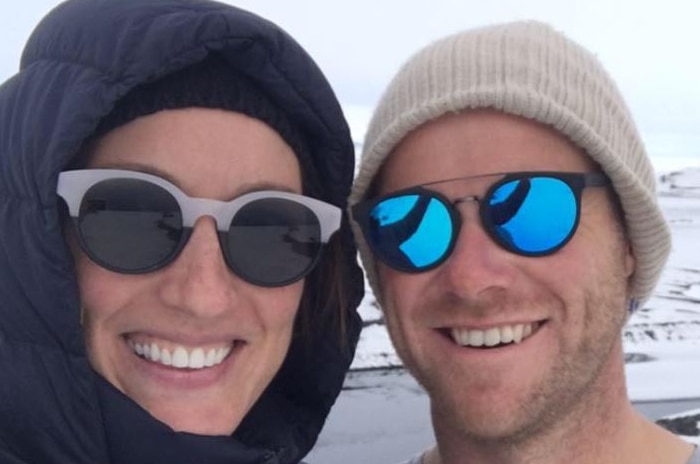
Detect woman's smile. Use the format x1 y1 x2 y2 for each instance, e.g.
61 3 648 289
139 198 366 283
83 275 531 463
125 335 238 370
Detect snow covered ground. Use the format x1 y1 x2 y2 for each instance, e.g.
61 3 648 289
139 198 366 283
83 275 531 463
346 159 700 438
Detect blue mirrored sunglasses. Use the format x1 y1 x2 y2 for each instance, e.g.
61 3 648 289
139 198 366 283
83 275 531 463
352 171 610 273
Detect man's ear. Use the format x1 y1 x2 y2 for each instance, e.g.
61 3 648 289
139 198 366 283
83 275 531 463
624 241 637 317
624 242 636 280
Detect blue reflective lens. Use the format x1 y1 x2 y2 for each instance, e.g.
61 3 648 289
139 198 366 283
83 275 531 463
354 172 602 272
369 194 452 269
488 177 576 253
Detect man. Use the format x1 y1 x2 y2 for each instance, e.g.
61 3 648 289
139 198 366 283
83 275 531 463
349 21 699 464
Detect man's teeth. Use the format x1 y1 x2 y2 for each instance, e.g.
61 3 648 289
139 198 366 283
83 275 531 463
450 323 537 348
128 340 233 369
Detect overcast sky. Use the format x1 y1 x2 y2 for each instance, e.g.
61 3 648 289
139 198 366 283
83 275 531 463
2 0 699 162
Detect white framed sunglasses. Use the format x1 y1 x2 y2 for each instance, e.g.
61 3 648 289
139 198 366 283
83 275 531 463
57 169 341 287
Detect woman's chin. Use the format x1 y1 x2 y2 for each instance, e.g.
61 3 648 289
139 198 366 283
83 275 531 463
151 406 242 436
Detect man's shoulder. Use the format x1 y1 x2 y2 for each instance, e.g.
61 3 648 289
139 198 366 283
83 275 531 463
688 445 700 464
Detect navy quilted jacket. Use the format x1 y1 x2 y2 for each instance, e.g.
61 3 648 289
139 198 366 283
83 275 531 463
0 0 363 462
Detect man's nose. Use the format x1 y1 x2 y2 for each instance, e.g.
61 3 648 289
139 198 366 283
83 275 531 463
159 216 241 317
438 204 515 300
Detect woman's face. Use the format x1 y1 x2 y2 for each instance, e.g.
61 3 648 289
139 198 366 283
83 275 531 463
72 108 304 435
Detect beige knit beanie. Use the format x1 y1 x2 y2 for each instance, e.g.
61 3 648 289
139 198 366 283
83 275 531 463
349 20 671 308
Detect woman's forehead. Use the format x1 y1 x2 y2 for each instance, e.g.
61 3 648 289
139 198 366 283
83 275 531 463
87 108 302 199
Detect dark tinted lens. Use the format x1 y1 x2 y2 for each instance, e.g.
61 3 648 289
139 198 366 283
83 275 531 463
226 198 321 286
487 177 577 254
367 193 453 271
78 179 183 272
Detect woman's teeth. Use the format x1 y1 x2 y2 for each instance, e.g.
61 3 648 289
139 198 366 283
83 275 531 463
450 322 539 348
127 340 233 369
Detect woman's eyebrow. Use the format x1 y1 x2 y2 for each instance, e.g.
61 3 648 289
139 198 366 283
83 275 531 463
235 182 299 195
93 162 301 199
91 161 179 185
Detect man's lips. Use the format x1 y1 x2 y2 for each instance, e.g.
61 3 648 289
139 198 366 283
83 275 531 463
446 321 547 348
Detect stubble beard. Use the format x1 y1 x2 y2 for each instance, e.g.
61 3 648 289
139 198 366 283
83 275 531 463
392 266 630 452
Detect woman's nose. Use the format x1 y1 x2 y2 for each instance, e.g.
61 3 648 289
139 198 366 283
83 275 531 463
159 216 241 317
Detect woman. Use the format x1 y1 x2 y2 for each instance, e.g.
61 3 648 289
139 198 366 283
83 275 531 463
0 0 363 463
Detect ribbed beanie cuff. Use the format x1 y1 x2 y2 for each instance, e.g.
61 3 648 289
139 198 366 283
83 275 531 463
349 21 671 307
82 56 321 197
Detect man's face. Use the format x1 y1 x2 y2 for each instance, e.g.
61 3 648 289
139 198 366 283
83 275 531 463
375 110 635 442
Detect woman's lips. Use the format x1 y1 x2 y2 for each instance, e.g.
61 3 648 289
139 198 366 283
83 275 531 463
125 336 242 370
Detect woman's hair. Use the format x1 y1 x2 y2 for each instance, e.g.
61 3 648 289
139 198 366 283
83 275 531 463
296 229 353 353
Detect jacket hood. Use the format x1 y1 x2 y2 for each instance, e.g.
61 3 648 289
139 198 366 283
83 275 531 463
0 0 363 462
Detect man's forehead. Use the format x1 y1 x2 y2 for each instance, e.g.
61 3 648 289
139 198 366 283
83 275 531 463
375 109 597 194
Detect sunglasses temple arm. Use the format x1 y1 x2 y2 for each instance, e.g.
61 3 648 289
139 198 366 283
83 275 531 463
582 173 611 187
320 205 343 242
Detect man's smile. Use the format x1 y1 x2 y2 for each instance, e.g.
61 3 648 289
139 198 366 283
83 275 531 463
448 321 546 348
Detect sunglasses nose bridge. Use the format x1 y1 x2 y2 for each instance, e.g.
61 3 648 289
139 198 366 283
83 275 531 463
184 216 225 252
452 195 480 206
451 195 482 222
446 193 518 263
180 197 230 230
